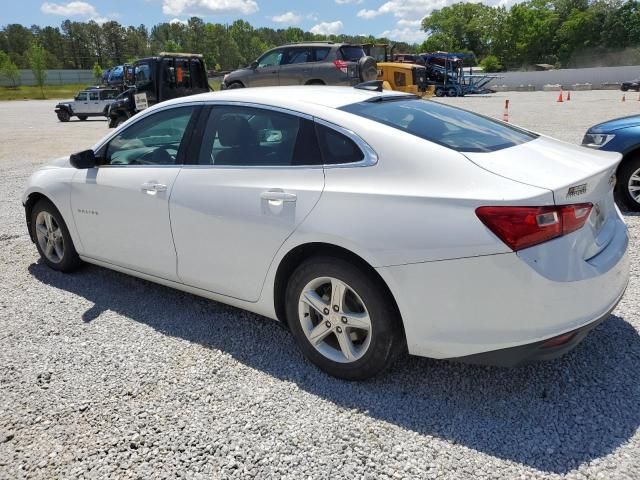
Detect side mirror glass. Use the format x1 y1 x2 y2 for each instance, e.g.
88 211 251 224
70 149 97 169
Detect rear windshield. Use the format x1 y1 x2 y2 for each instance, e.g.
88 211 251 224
339 46 366 62
340 98 537 152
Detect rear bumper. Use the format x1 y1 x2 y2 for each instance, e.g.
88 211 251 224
377 219 629 359
451 288 624 367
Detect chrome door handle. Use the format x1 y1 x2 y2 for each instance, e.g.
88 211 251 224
260 190 297 202
141 182 167 194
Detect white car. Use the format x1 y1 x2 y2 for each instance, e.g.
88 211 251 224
24 86 630 379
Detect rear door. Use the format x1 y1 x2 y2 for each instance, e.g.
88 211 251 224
88 91 101 114
279 47 313 85
170 103 325 301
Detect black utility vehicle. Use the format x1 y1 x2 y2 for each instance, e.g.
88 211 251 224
107 52 209 128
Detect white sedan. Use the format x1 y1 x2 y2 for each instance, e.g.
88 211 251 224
23 86 630 379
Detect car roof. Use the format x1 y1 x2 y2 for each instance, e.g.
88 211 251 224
164 86 410 111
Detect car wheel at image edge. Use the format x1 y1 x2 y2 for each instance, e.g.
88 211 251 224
617 154 640 211
285 256 405 380
30 199 82 272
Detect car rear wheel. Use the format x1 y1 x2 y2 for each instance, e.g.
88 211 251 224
286 257 404 380
57 110 70 122
78 115 88 121
621 85 629 92
617 155 640 211
31 199 82 272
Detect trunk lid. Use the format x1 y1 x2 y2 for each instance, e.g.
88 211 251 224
464 136 622 261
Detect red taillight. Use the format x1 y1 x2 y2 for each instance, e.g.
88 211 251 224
476 203 592 251
333 60 349 74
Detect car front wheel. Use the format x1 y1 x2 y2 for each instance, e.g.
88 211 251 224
57 110 71 122
286 257 404 380
618 154 640 211
31 199 82 272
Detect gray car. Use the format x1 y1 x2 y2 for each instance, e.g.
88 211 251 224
221 42 378 89
55 87 120 122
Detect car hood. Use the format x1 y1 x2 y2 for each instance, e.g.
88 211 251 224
588 114 640 133
463 136 621 204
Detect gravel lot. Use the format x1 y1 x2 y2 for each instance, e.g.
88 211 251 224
1 91 639 479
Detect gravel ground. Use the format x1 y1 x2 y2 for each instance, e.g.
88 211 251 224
0 92 639 479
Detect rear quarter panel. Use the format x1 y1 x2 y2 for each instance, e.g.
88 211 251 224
289 112 555 267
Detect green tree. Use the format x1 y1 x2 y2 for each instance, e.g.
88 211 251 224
163 39 182 52
92 61 103 82
28 42 47 98
480 55 502 72
0 50 21 87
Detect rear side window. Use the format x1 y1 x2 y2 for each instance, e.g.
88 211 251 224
198 106 322 166
283 48 313 65
314 47 330 61
340 99 537 152
338 46 365 62
316 123 364 165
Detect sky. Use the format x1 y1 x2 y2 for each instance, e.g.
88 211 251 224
1 0 515 44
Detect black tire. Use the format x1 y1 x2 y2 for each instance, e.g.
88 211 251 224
446 87 458 97
114 115 127 127
616 154 640 212
435 87 445 97
78 115 88 121
306 80 325 86
226 82 244 89
358 56 378 83
621 85 629 92
285 256 404 380
31 199 82 272
57 110 71 122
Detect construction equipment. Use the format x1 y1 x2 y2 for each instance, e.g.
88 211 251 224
420 52 502 97
362 44 434 98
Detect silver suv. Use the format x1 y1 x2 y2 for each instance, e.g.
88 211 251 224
221 42 378 89
55 87 120 122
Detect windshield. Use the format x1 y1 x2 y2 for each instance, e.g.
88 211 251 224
340 98 537 153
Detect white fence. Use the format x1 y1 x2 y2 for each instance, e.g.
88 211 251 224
488 65 640 90
0 69 95 87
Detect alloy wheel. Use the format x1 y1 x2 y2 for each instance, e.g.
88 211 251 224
298 276 372 364
35 211 64 264
628 167 640 204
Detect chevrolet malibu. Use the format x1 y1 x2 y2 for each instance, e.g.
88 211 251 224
23 86 630 380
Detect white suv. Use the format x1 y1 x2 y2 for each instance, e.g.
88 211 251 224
55 87 120 122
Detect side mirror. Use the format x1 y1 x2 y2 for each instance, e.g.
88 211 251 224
70 149 97 169
250 61 258 69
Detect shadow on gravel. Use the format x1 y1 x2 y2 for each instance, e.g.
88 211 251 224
30 261 640 475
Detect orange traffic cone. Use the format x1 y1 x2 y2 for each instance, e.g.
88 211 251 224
567 90 571 101
622 94 626 102
502 99 509 122
557 89 564 102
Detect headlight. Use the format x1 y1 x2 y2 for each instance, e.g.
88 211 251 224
582 133 615 148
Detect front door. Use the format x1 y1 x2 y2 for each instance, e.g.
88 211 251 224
73 92 90 115
88 91 101 114
249 49 283 87
170 104 325 301
70 105 198 281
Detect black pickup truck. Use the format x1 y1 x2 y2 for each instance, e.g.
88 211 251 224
107 52 210 128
